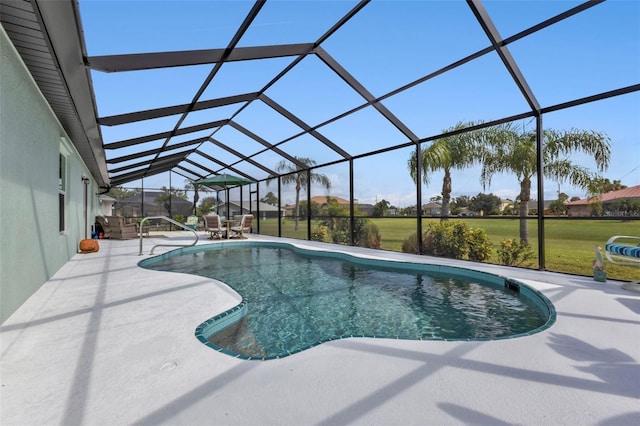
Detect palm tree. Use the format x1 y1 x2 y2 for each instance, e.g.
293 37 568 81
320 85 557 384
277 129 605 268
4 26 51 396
408 122 481 221
479 122 611 243
272 157 331 231
184 180 205 215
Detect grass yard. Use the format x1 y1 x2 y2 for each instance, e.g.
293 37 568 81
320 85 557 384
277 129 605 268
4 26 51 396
254 217 639 281
541 219 637 280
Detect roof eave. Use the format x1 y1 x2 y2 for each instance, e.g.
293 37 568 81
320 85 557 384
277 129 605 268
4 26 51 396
23 0 109 186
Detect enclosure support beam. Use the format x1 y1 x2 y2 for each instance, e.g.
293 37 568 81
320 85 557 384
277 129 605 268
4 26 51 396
253 188 260 234
416 142 423 255
278 178 282 238
536 115 546 270
307 169 312 241
349 160 355 247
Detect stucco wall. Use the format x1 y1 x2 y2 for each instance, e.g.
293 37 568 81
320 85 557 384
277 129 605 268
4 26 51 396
0 27 99 323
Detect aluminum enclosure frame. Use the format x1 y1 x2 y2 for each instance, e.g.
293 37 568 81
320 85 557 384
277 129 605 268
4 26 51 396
2 0 638 269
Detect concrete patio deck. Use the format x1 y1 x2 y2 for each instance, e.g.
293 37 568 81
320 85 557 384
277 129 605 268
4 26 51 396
1 232 638 425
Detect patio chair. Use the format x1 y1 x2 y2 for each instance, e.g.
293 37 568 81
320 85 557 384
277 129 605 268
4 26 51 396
605 235 640 289
96 215 138 239
184 215 198 231
203 214 224 239
230 214 253 239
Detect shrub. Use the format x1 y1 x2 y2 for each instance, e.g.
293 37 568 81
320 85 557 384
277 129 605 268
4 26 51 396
497 238 534 266
331 230 349 245
401 221 492 263
425 221 469 259
312 200 382 248
356 221 381 249
467 228 492 262
401 232 420 254
310 225 329 242
340 217 382 249
172 214 184 224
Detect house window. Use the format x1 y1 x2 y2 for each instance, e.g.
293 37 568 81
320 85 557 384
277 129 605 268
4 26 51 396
59 153 66 233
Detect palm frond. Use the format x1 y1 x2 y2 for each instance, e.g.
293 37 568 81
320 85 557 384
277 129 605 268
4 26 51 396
274 157 324 188
310 171 332 190
545 129 611 172
407 151 420 185
545 155 603 192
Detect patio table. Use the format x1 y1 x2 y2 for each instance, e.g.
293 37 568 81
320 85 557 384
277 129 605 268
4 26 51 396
223 219 237 239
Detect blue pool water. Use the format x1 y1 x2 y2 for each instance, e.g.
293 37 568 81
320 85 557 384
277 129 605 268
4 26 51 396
140 242 554 360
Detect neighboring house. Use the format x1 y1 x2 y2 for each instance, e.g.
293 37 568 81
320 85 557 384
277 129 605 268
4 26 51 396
422 202 442 217
282 203 296 217
282 196 377 216
216 201 244 218
566 185 640 217
526 200 555 215
311 195 350 205
499 199 513 212
356 203 375 216
115 191 193 219
218 201 284 219
283 195 349 217
309 196 376 216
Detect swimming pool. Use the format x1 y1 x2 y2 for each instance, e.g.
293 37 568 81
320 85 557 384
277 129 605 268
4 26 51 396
140 241 555 360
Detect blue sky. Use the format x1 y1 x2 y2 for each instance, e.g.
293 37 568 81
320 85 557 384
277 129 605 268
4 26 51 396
79 0 639 207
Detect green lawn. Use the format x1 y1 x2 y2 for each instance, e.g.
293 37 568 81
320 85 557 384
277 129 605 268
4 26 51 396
255 217 639 281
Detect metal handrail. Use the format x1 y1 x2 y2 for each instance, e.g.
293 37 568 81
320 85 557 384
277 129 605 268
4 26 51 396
138 216 199 255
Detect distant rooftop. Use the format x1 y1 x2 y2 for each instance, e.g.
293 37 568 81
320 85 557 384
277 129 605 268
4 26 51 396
566 184 640 205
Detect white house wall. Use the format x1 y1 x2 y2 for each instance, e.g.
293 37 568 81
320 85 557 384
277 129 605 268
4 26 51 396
0 27 99 323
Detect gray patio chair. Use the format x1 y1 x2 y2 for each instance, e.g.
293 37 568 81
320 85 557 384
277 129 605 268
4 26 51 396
203 214 224 239
230 214 253 239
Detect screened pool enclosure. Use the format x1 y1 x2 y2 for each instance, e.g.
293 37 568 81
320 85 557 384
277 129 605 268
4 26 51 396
3 0 638 280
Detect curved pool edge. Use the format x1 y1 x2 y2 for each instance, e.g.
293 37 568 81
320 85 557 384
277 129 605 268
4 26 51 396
139 240 557 361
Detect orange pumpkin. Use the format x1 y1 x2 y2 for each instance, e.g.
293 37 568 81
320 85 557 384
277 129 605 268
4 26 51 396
79 239 99 253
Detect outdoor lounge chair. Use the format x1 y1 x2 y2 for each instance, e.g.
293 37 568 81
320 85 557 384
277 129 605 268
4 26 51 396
230 214 253 239
203 214 224 239
95 215 138 239
605 235 640 290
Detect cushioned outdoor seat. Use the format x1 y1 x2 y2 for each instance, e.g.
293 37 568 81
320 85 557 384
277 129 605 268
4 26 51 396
203 214 224 239
230 214 253 239
606 244 640 258
605 236 640 266
96 216 138 239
